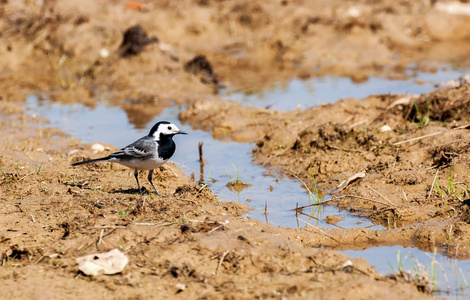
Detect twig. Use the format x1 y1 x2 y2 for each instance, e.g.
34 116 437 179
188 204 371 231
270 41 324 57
366 185 396 207
294 198 336 210
198 141 205 183
343 194 393 207
33 256 46 265
394 124 470 146
18 171 36 182
197 184 208 193
427 169 439 200
15 204 24 213
133 222 172 226
402 189 408 202
300 219 339 243
97 229 104 246
215 251 229 276
349 119 368 128
296 208 320 223
208 225 224 234
94 225 127 229
187 219 218 224
296 210 344 229
393 131 445 146
198 142 205 165
295 203 299 228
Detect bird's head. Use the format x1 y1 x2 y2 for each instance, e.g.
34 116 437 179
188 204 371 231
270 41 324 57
149 121 187 140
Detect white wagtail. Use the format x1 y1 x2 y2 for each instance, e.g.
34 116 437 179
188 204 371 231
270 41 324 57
72 121 187 196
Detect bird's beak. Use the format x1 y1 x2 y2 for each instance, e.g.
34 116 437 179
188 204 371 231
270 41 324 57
177 130 188 135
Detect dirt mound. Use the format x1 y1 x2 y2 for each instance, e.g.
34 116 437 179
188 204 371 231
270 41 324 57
118 25 158 57
406 83 470 123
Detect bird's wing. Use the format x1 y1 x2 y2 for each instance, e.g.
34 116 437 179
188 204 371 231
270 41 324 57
110 136 156 159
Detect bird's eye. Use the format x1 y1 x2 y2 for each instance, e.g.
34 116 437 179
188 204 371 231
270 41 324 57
167 126 172 130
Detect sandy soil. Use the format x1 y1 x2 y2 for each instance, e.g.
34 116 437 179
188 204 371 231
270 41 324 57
2 0 470 298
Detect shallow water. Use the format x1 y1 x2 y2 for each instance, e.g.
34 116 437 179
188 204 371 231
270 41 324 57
224 65 470 111
340 246 470 299
27 95 380 230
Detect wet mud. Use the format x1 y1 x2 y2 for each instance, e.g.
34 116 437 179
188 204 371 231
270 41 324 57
1 0 470 298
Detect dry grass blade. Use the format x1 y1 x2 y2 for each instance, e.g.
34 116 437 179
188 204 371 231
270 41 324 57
94 225 127 229
294 198 336 210
215 251 229 276
208 225 224 234
98 229 104 246
300 219 339 243
427 169 439 200
342 194 394 207
367 185 396 207
394 124 470 146
393 131 444 146
296 210 344 229
133 222 172 226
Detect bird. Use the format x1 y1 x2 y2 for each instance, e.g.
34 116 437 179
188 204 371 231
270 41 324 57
71 121 187 196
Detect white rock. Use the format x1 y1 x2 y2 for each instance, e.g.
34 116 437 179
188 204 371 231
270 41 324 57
342 260 353 268
77 249 128 276
100 48 110 58
345 7 361 18
91 143 105 153
379 125 392 132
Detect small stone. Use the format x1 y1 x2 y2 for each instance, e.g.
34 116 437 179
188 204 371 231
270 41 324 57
100 48 110 58
91 143 105 153
379 125 392 132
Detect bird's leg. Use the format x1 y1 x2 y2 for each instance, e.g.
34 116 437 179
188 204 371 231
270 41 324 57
134 170 142 194
148 169 161 197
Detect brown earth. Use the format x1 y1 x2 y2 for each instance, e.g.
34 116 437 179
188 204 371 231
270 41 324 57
2 0 470 298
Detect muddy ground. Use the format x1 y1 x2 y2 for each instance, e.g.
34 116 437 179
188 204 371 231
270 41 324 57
2 0 470 298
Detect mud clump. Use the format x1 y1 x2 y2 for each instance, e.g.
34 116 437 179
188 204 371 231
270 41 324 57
292 122 382 153
118 25 158 57
430 145 460 168
184 55 219 85
458 200 470 224
406 84 470 123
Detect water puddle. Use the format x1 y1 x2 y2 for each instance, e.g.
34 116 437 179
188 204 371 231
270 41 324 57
340 246 470 299
27 94 380 230
224 64 470 111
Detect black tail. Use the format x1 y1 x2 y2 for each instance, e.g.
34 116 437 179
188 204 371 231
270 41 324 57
71 157 111 166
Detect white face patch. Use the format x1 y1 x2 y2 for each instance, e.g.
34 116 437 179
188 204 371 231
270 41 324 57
154 123 181 138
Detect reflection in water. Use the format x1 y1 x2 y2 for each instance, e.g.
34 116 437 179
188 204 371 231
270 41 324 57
121 97 173 129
